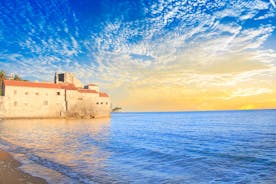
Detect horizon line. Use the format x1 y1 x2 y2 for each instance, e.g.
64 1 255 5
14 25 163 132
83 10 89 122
114 108 276 113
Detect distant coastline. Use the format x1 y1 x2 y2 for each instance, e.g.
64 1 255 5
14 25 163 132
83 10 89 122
116 108 276 113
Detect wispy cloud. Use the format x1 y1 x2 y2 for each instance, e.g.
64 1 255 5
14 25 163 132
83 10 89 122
225 88 273 100
1 0 276 110
270 0 276 8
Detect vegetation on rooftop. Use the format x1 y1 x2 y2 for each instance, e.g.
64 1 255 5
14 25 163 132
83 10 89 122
0 70 24 96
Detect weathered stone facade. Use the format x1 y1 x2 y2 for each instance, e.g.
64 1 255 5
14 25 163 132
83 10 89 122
0 73 111 119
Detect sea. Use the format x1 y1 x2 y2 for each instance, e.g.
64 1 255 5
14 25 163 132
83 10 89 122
0 110 275 184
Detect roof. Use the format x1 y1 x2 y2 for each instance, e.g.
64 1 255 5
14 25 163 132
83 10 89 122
99 92 109 97
77 89 98 93
87 84 98 86
3 80 109 97
3 80 62 89
60 83 78 90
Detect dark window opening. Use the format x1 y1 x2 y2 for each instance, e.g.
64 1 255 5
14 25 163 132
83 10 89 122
96 102 99 105
57 92 60 96
58 74 64 82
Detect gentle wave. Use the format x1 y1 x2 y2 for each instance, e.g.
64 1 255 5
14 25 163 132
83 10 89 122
0 110 275 183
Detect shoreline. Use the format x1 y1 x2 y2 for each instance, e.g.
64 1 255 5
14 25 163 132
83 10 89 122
0 149 47 184
0 115 111 120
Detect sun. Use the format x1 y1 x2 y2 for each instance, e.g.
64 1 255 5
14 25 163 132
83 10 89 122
239 104 256 110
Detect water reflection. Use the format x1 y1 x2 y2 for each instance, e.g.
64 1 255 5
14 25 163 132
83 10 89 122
1 111 275 183
0 118 111 183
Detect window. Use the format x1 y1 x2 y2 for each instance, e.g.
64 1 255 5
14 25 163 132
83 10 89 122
100 102 103 104
57 92 60 96
14 101 17 106
106 102 108 105
96 102 99 105
35 92 39 96
58 74 64 82
25 92 28 95
43 101 48 106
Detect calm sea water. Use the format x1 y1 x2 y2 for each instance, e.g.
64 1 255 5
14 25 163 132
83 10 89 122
0 110 276 183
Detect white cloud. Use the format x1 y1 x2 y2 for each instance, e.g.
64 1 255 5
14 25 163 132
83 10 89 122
1 0 276 107
226 88 273 99
270 0 276 8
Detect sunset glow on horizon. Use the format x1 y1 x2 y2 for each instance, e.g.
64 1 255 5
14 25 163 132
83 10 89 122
1 0 276 111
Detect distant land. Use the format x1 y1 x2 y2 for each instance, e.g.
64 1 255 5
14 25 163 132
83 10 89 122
112 107 123 112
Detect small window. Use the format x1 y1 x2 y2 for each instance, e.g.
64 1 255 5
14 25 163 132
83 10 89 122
58 74 65 82
96 102 99 105
57 92 60 96
101 102 103 104
14 101 17 106
35 92 39 95
43 101 48 106
25 92 28 95
106 102 108 105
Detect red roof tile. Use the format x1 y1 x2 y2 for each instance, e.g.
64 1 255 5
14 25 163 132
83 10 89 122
77 89 98 93
60 83 78 90
3 80 62 89
99 92 109 97
3 80 109 97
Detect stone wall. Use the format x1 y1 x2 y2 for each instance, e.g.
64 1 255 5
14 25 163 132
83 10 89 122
55 73 83 88
2 86 66 118
65 90 110 118
93 96 111 118
0 96 6 118
0 79 111 119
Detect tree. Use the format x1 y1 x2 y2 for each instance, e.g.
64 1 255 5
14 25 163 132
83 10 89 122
13 74 22 80
0 70 6 85
0 70 6 96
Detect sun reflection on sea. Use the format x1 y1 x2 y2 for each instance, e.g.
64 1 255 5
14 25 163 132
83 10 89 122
0 118 111 181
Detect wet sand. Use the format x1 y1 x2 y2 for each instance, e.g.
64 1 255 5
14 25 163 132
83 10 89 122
0 150 47 184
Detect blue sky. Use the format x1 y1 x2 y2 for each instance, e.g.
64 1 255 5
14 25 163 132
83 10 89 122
0 0 276 111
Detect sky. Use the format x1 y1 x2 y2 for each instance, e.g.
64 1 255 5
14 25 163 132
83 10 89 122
0 0 276 111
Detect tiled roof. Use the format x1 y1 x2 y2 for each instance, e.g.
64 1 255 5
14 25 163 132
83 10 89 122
3 80 109 97
3 80 62 89
60 83 78 90
99 92 109 97
78 89 98 93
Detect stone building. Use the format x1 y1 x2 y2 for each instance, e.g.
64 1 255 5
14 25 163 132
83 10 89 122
0 72 111 119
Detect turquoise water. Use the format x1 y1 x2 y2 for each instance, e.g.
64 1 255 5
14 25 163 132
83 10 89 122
0 110 275 183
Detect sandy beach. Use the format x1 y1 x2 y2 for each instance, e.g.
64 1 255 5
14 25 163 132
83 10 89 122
0 149 47 184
